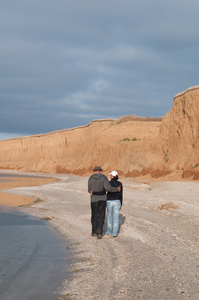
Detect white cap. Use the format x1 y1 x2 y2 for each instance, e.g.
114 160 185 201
109 170 118 177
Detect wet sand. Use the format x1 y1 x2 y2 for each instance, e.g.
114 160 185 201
1 170 199 299
0 174 58 207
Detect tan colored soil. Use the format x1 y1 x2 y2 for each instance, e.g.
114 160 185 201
4 171 199 300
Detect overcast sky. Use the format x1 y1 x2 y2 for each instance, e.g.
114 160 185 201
1 0 199 139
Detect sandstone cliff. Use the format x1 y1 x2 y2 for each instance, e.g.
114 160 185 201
158 86 199 180
1 85 199 180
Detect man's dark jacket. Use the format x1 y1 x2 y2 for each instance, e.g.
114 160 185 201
88 173 119 203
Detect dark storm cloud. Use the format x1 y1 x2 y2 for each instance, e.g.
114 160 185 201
1 0 199 139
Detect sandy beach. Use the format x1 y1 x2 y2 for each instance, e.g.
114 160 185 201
1 171 199 300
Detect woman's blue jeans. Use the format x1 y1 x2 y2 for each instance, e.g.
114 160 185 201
106 200 121 236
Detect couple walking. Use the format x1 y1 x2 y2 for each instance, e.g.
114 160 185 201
88 166 123 239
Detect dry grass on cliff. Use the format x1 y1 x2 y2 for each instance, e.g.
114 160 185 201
112 114 162 125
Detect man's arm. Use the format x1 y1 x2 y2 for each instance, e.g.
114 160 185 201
104 180 120 193
88 178 91 193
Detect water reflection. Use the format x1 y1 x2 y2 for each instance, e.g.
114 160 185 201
0 176 58 207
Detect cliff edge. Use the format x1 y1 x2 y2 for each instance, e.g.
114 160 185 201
1 85 199 180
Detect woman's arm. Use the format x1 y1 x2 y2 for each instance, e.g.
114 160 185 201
91 189 106 195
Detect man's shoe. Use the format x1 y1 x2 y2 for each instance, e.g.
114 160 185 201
113 235 118 238
91 233 97 237
97 234 102 239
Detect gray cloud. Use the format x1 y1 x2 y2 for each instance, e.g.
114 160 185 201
1 0 199 139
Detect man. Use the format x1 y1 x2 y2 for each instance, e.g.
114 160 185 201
88 166 120 239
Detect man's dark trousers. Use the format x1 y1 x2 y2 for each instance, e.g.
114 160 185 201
91 201 106 235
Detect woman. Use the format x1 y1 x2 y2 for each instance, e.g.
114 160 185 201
106 170 123 237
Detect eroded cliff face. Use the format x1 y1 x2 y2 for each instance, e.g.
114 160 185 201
0 117 161 177
158 86 199 179
1 85 199 180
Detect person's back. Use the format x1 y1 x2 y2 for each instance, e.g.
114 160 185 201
88 173 107 202
107 178 123 204
88 172 119 202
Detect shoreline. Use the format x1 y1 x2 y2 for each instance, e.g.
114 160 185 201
1 170 199 299
0 171 59 207
0 208 71 300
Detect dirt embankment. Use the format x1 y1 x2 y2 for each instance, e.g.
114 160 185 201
0 117 161 177
1 85 199 180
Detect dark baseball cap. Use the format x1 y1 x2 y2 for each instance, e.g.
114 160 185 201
93 166 102 172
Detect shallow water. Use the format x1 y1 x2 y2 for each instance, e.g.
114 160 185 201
0 208 71 300
0 173 58 207
0 173 72 300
